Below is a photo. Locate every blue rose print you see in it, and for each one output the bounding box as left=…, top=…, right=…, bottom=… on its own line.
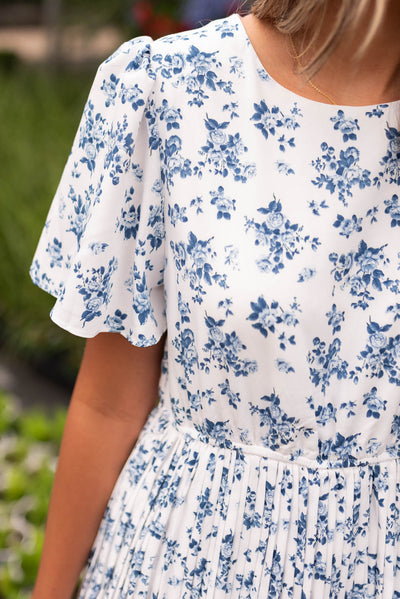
left=312, top=143, right=371, bottom=205
left=330, top=109, right=360, bottom=142
left=245, top=197, right=320, bottom=274
left=28, top=15, right=400, bottom=599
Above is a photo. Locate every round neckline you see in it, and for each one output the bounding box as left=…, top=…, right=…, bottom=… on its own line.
left=232, top=12, right=400, bottom=113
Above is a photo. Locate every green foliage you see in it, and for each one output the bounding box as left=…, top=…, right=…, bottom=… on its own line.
left=62, top=0, right=125, bottom=29
left=19, top=409, right=66, bottom=443
left=0, top=63, right=89, bottom=383
left=0, top=389, right=67, bottom=597
left=0, top=5, right=184, bottom=382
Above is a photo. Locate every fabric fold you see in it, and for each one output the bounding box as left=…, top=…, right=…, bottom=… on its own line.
left=29, top=35, right=167, bottom=347
left=77, top=406, right=400, bottom=598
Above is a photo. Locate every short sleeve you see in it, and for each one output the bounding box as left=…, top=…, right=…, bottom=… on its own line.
left=29, top=36, right=167, bottom=347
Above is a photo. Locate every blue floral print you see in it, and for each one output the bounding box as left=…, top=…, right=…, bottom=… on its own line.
left=29, top=13, right=400, bottom=599
left=124, top=263, right=158, bottom=328
left=78, top=100, right=106, bottom=174
left=247, top=295, right=300, bottom=348
left=325, top=303, right=345, bottom=334
left=249, top=393, right=300, bottom=451
left=245, top=197, right=320, bottom=274
left=308, top=336, right=349, bottom=394
left=312, top=143, right=371, bottom=205
left=362, top=387, right=387, bottom=419
left=170, top=231, right=228, bottom=304
left=159, top=133, right=193, bottom=190
left=200, top=314, right=258, bottom=377
left=333, top=213, right=363, bottom=238
left=116, top=186, right=141, bottom=239
left=330, top=109, right=359, bottom=142
left=196, top=116, right=256, bottom=182
left=46, top=237, right=63, bottom=268
left=168, top=202, right=188, bottom=226
left=297, top=266, right=316, bottom=282
left=152, top=43, right=233, bottom=108
left=251, top=101, right=302, bottom=145
left=384, top=194, right=400, bottom=227
left=209, top=185, right=236, bottom=220
left=172, top=292, right=198, bottom=383
left=365, top=104, right=389, bottom=118
left=374, top=125, right=400, bottom=186
left=350, top=320, right=400, bottom=386
left=329, top=240, right=396, bottom=310
left=306, top=395, right=337, bottom=426
left=76, top=257, right=118, bottom=325
left=65, top=185, right=93, bottom=249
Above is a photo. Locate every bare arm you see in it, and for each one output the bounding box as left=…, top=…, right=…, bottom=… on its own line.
left=31, top=331, right=166, bottom=599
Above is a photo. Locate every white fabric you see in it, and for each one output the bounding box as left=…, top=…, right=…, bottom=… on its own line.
left=30, top=14, right=400, bottom=598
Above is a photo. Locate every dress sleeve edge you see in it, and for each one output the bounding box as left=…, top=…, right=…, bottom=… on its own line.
left=30, top=266, right=168, bottom=348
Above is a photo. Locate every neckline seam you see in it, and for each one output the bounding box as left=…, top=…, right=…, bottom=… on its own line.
left=232, top=12, right=400, bottom=112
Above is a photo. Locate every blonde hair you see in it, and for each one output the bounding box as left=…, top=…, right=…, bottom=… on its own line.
left=250, top=0, right=386, bottom=77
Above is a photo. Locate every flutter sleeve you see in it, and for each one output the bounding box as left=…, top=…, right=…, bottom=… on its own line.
left=29, top=37, right=167, bottom=347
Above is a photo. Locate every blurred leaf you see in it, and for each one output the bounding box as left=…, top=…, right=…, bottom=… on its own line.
left=18, top=412, right=53, bottom=443
left=2, top=436, right=29, bottom=463
left=3, top=466, right=32, bottom=500
left=19, top=540, right=42, bottom=586
left=0, top=392, right=63, bottom=595
left=0, top=390, right=19, bottom=434
left=49, top=408, right=68, bottom=445
left=0, top=64, right=87, bottom=384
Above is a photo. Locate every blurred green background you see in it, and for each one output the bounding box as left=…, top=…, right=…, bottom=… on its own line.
left=0, top=0, right=186, bottom=391
left=0, top=390, right=66, bottom=599
left=0, top=0, right=247, bottom=596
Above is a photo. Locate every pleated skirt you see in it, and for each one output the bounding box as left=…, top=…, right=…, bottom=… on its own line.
left=77, top=404, right=400, bottom=598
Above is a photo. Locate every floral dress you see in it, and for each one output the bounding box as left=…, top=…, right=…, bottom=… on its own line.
left=29, top=13, right=400, bottom=599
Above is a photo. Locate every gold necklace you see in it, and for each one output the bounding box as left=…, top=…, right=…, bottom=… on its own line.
left=289, top=33, right=337, bottom=105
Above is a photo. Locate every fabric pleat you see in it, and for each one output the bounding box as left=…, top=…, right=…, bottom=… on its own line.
left=29, top=11, right=400, bottom=598
left=77, top=406, right=400, bottom=599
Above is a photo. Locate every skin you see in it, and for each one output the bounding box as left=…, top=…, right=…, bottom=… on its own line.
left=31, top=2, right=400, bottom=598
left=31, top=332, right=166, bottom=599
left=240, top=1, right=400, bottom=106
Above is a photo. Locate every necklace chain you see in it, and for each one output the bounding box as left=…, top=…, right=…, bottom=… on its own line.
left=289, top=34, right=337, bottom=106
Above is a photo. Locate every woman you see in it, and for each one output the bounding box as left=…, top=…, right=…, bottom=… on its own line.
left=30, top=1, right=400, bottom=597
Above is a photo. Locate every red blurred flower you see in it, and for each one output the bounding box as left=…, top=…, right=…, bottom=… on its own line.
left=132, top=1, right=154, bottom=28
left=132, top=1, right=184, bottom=38
left=149, top=13, right=181, bottom=38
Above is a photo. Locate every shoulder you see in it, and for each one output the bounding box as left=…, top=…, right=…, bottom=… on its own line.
left=97, top=15, right=243, bottom=85
left=152, top=13, right=241, bottom=54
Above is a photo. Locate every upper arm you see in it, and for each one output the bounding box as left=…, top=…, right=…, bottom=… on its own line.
left=70, top=331, right=167, bottom=425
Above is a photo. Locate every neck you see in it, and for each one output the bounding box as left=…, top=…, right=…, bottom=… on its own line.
left=298, top=1, right=400, bottom=104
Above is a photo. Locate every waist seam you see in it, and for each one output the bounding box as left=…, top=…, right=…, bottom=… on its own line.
left=168, top=415, right=399, bottom=472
